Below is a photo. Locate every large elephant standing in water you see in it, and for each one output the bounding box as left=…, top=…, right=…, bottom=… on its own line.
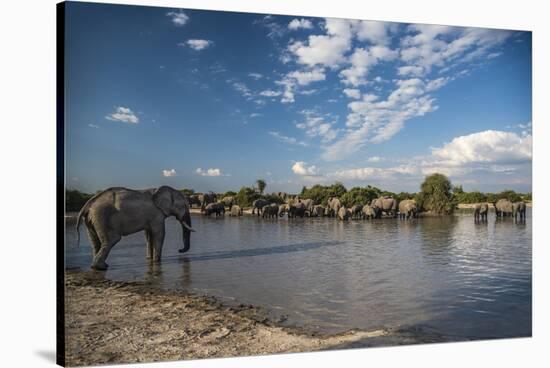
left=198, top=192, right=217, bottom=211
left=327, top=197, right=342, bottom=218
left=494, top=199, right=513, bottom=217
left=474, top=203, right=489, bottom=221
left=76, top=186, right=195, bottom=270
left=371, top=196, right=398, bottom=218
left=252, top=198, right=270, bottom=216
left=513, top=201, right=527, bottom=221
left=398, top=199, right=418, bottom=219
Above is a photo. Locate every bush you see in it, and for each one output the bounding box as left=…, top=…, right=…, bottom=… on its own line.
left=66, top=189, right=93, bottom=212
left=340, top=187, right=381, bottom=207
left=234, top=186, right=260, bottom=208
left=395, top=192, right=415, bottom=202
left=180, top=188, right=195, bottom=197
left=497, top=190, right=522, bottom=203
left=300, top=182, right=349, bottom=205
left=453, top=190, right=487, bottom=204
left=417, top=173, right=456, bottom=214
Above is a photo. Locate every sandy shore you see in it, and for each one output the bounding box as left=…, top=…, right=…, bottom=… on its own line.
left=64, top=271, right=448, bottom=366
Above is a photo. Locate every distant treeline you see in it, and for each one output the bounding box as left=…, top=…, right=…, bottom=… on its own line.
left=65, top=174, right=531, bottom=214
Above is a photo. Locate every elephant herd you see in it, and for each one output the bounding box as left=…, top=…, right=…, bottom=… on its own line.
left=476, top=199, right=527, bottom=222
left=204, top=195, right=420, bottom=221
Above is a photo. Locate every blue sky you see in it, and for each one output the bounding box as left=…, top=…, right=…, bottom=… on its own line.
left=65, top=2, right=532, bottom=194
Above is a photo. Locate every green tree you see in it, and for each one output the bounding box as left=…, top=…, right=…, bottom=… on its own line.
left=256, top=179, right=267, bottom=195
left=65, top=189, right=93, bottom=212
left=235, top=186, right=260, bottom=208
left=340, top=187, right=381, bottom=207
left=417, top=173, right=456, bottom=214
left=179, top=188, right=195, bottom=197
left=497, top=190, right=522, bottom=203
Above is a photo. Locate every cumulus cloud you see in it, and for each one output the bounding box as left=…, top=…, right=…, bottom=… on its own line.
left=275, top=68, right=326, bottom=103
left=339, top=46, right=398, bottom=86
left=166, top=11, right=189, bottom=26
left=269, top=131, right=309, bottom=146
left=288, top=18, right=354, bottom=68
left=367, top=156, right=382, bottom=162
left=105, top=107, right=139, bottom=124
left=288, top=68, right=326, bottom=85
left=431, top=130, right=532, bottom=165
left=292, top=161, right=319, bottom=176
left=196, top=168, right=223, bottom=177
left=288, top=18, right=313, bottom=30
left=162, top=169, right=177, bottom=177
left=181, top=39, right=213, bottom=50
left=88, top=123, right=100, bottom=129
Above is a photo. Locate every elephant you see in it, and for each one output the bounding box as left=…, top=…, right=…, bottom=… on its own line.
left=252, top=198, right=270, bottom=216
left=399, top=199, right=418, bottom=219
left=513, top=201, right=527, bottom=221
left=188, top=194, right=202, bottom=208
left=75, top=186, right=195, bottom=270
left=361, top=204, right=378, bottom=220
left=288, top=201, right=307, bottom=218
left=371, top=196, right=398, bottom=218
left=298, top=198, right=315, bottom=214
left=262, top=203, right=279, bottom=219
left=494, top=199, right=513, bottom=217
left=327, top=197, right=342, bottom=218
left=278, top=203, right=290, bottom=217
left=203, top=202, right=225, bottom=217
left=311, top=204, right=326, bottom=217
left=220, top=196, right=235, bottom=209
left=198, top=192, right=217, bottom=211
left=350, top=204, right=363, bottom=220
left=229, top=204, right=243, bottom=216
left=337, top=206, right=351, bottom=221
left=474, top=203, right=489, bottom=222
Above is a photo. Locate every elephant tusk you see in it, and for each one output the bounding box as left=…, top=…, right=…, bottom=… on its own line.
left=181, top=221, right=196, bottom=232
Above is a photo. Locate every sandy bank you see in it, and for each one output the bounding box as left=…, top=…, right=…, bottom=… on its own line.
left=64, top=271, right=448, bottom=366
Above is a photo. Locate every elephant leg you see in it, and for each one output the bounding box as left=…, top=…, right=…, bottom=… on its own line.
left=85, top=225, right=101, bottom=258
left=145, top=229, right=153, bottom=259
left=92, top=232, right=121, bottom=271
left=151, top=224, right=166, bottom=263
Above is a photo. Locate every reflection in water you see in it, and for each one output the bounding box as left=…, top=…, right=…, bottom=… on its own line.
left=65, top=209, right=531, bottom=339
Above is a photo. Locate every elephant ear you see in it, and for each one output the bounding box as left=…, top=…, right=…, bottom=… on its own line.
left=153, top=186, right=174, bottom=216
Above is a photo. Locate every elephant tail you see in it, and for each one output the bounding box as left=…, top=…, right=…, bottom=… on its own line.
left=75, top=204, right=89, bottom=247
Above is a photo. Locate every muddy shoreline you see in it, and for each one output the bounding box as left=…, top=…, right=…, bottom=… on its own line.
left=64, top=270, right=452, bottom=366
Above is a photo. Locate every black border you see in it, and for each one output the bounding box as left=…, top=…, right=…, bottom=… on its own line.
left=56, top=2, right=66, bottom=366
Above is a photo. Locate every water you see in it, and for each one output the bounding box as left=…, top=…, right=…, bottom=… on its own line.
left=65, top=209, right=531, bottom=339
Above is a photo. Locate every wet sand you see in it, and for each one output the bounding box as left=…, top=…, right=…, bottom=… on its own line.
left=64, top=271, right=448, bottom=366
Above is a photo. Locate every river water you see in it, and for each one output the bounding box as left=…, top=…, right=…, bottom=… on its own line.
left=65, top=209, right=531, bottom=340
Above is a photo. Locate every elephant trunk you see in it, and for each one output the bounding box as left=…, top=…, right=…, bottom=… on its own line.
left=178, top=212, right=194, bottom=253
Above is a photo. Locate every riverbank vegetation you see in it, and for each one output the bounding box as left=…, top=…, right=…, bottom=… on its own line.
left=65, top=173, right=531, bottom=213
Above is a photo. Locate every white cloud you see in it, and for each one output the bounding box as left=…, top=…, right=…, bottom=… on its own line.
left=250, top=113, right=262, bottom=118
left=288, top=18, right=313, bottom=30
left=162, top=169, right=177, bottom=177
left=105, top=107, right=139, bottom=124
left=397, top=65, right=424, bottom=76
left=231, top=81, right=253, bottom=98
left=166, top=11, right=189, bottom=27
left=88, top=123, right=100, bottom=129
left=288, top=68, right=326, bottom=85
left=340, top=46, right=397, bottom=86
left=296, top=110, right=339, bottom=142
left=431, top=130, right=532, bottom=165
left=181, top=39, right=213, bottom=51
left=288, top=18, right=354, bottom=68
left=248, top=72, right=263, bottom=80
left=292, top=161, right=319, bottom=176
left=196, top=168, right=223, bottom=177
left=259, top=90, right=281, bottom=97
left=367, top=156, right=382, bottom=162
left=269, top=131, right=309, bottom=147
left=355, top=20, right=395, bottom=45
left=343, top=88, right=361, bottom=99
